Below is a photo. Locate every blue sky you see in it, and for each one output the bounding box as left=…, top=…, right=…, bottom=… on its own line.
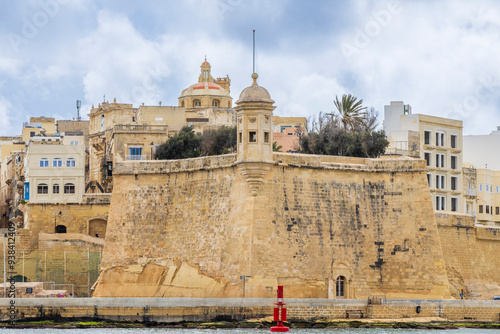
left=1, top=0, right=500, bottom=136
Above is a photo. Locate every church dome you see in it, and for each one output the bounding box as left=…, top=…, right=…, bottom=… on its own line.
left=180, top=81, right=230, bottom=98
left=178, top=58, right=232, bottom=109
left=236, top=73, right=274, bottom=104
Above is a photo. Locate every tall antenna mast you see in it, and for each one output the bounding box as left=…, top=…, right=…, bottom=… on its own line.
left=76, top=100, right=81, bottom=121
left=253, top=29, right=256, bottom=73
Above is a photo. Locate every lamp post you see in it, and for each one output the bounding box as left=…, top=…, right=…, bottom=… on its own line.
left=54, top=211, right=62, bottom=233
left=240, top=275, right=251, bottom=298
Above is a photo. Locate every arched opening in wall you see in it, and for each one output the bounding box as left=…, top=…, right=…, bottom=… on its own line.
left=212, top=99, right=220, bottom=107
left=55, top=225, right=67, bottom=233
left=180, top=101, right=185, bottom=107
left=12, top=275, right=28, bottom=282
left=89, top=218, right=107, bottom=238
left=193, top=99, right=201, bottom=107
left=336, top=276, right=346, bottom=298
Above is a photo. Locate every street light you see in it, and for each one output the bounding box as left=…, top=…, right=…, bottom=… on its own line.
left=240, top=275, right=252, bottom=298
left=54, top=211, right=62, bottom=233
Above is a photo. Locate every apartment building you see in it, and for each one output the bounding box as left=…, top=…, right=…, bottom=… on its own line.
left=384, top=101, right=464, bottom=212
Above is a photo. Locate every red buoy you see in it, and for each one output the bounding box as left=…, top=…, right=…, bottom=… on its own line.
left=270, top=286, right=289, bottom=332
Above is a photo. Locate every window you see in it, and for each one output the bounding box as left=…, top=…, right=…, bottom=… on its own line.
left=30, top=131, right=35, bottom=137
left=497, top=186, right=499, bottom=193
left=53, top=184, right=59, bottom=194
left=451, top=197, right=458, bottom=212
left=451, top=134, right=457, bottom=148
left=70, top=141, right=79, bottom=145
left=496, top=207, right=499, bottom=215
left=101, top=115, right=105, bottom=131
left=436, top=174, right=445, bottom=189
left=436, top=131, right=445, bottom=146
left=249, top=131, right=257, bottom=143
left=128, top=147, right=143, bottom=160
left=486, top=205, right=490, bottom=214
left=212, top=99, right=219, bottom=107
left=451, top=155, right=457, bottom=170
left=427, top=173, right=431, bottom=186
left=491, top=185, right=493, bottom=193
left=239, top=132, right=242, bottom=144
left=53, top=158, right=62, bottom=167
left=336, top=276, right=346, bottom=297
left=435, top=195, right=446, bottom=210
left=264, top=132, right=270, bottom=143
left=486, top=184, right=489, bottom=192
left=39, top=158, right=49, bottom=167
left=479, top=184, right=483, bottom=191
left=451, top=176, right=457, bottom=190
left=193, top=100, right=201, bottom=107
left=424, top=152, right=431, bottom=166
left=66, top=158, right=76, bottom=167
left=479, top=205, right=483, bottom=213
left=424, top=131, right=431, bottom=145
left=436, top=153, right=445, bottom=168
left=64, top=183, right=75, bottom=194
left=37, top=184, right=48, bottom=194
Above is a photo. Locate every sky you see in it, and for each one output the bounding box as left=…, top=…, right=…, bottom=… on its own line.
left=1, top=0, right=500, bottom=136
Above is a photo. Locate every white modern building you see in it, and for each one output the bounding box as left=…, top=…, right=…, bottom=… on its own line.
left=384, top=101, right=464, bottom=213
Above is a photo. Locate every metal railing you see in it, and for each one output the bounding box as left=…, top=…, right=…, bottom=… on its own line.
left=126, top=155, right=145, bottom=161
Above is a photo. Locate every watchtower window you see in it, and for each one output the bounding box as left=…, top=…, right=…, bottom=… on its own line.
left=212, top=99, right=219, bottom=107
left=249, top=131, right=257, bottom=143
left=264, top=132, right=270, bottom=143
left=194, top=100, right=201, bottom=107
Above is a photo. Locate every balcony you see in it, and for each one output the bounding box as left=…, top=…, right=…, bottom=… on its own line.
left=126, top=155, right=145, bottom=161
left=467, top=210, right=477, bottom=217
left=113, top=124, right=168, bottom=134
left=466, top=188, right=477, bottom=197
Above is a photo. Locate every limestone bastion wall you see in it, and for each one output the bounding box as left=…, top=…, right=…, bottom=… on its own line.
left=436, top=212, right=500, bottom=299
left=93, top=153, right=452, bottom=299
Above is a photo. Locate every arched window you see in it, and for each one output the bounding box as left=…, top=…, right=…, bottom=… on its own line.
left=336, top=276, right=346, bottom=297
left=212, top=99, right=219, bottom=107
left=180, top=101, right=185, bottom=107
left=64, top=183, right=75, bottom=194
left=193, top=100, right=201, bottom=107
left=55, top=225, right=67, bottom=233
left=66, top=158, right=76, bottom=167
left=52, top=158, right=62, bottom=167
left=37, top=183, right=48, bottom=194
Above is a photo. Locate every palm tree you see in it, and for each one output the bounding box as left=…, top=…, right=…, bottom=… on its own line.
left=334, top=94, right=367, bottom=156
left=334, top=94, right=367, bottom=134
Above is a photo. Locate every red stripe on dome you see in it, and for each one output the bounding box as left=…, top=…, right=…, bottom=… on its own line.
left=207, top=83, right=220, bottom=90
left=193, top=83, right=206, bottom=90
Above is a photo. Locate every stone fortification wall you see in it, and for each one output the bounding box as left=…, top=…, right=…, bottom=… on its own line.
left=95, top=153, right=451, bottom=299
left=436, top=212, right=500, bottom=299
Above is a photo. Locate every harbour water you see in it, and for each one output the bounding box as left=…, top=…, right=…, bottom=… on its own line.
left=0, top=329, right=498, bottom=333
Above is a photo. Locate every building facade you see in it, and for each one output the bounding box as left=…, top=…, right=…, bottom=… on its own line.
left=384, top=101, right=464, bottom=212
left=24, top=136, right=85, bottom=204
